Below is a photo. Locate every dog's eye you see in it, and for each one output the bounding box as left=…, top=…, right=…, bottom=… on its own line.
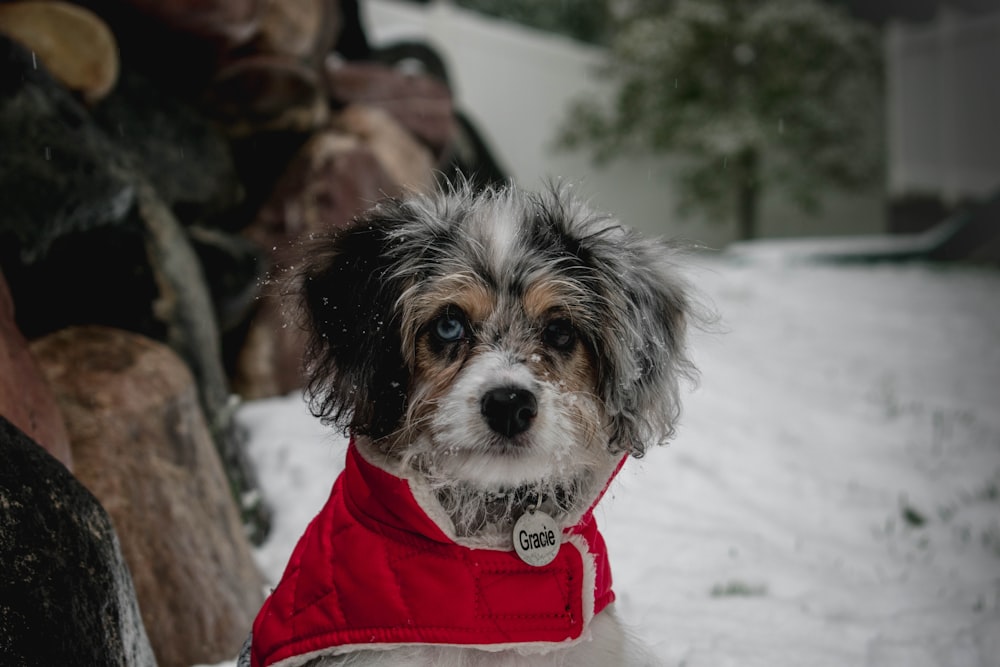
left=432, top=314, right=466, bottom=343
left=542, top=319, right=576, bottom=351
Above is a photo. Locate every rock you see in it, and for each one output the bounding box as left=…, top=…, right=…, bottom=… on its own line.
left=230, top=294, right=311, bottom=400
left=370, top=40, right=452, bottom=88
left=234, top=129, right=397, bottom=399
left=334, top=104, right=437, bottom=195
left=132, top=177, right=272, bottom=544
left=0, top=33, right=228, bottom=409
left=1, top=172, right=236, bottom=454
left=361, top=40, right=509, bottom=190
left=0, top=415, right=157, bottom=667
left=248, top=128, right=396, bottom=247
left=5, top=193, right=271, bottom=541
left=0, top=269, right=71, bottom=469
left=2, top=211, right=166, bottom=342
left=32, top=326, right=266, bottom=667
left=133, top=176, right=231, bottom=417
left=78, top=0, right=252, bottom=97
left=92, top=67, right=243, bottom=225
left=0, top=33, right=134, bottom=264
left=0, top=1, right=119, bottom=103
left=205, top=54, right=329, bottom=136
left=0, top=15, right=269, bottom=540
left=333, top=0, right=372, bottom=60
left=324, top=59, right=457, bottom=156
left=226, top=129, right=312, bottom=232
left=112, top=0, right=260, bottom=47
left=252, top=0, right=340, bottom=66
left=0, top=42, right=267, bottom=532
left=188, top=225, right=267, bottom=333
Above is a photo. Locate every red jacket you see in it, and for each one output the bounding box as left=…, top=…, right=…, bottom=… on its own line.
left=247, top=441, right=621, bottom=666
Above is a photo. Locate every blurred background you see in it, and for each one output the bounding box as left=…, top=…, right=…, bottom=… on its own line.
left=1, top=1, right=999, bottom=666
left=361, top=0, right=1000, bottom=250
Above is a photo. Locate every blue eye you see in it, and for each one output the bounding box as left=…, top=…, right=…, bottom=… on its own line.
left=542, top=319, right=576, bottom=351
left=433, top=314, right=466, bottom=342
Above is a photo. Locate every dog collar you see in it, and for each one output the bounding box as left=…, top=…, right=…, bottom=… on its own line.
left=245, top=439, right=622, bottom=667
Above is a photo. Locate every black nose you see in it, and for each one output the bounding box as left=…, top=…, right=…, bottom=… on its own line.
left=480, top=386, right=538, bottom=437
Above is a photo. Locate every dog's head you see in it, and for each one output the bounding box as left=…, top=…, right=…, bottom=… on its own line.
left=295, top=184, right=695, bottom=533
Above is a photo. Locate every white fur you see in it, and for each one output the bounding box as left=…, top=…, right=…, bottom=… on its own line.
left=413, top=351, right=604, bottom=488
left=298, top=607, right=661, bottom=667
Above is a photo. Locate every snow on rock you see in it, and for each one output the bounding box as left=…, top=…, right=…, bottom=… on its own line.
left=234, top=254, right=1000, bottom=667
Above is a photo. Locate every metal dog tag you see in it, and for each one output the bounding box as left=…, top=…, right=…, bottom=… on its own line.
left=512, top=507, right=560, bottom=567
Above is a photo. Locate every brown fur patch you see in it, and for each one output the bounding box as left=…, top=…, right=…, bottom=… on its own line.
left=522, top=279, right=598, bottom=395
left=405, top=341, right=466, bottom=436
left=399, top=274, right=494, bottom=366
left=523, top=280, right=585, bottom=321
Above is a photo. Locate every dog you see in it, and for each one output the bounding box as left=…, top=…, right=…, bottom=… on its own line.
left=239, top=182, right=696, bottom=667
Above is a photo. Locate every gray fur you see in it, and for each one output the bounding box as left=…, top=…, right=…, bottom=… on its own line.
left=295, top=181, right=697, bottom=457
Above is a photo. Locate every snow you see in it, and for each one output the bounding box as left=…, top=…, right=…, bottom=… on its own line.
left=229, top=249, right=1000, bottom=666
left=724, top=215, right=971, bottom=264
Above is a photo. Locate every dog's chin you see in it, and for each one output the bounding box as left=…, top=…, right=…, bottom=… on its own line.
left=429, top=438, right=566, bottom=488
left=393, top=430, right=618, bottom=542
left=406, top=421, right=609, bottom=490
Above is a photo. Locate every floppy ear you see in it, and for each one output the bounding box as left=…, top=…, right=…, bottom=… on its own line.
left=577, top=227, right=696, bottom=457
left=295, top=211, right=410, bottom=439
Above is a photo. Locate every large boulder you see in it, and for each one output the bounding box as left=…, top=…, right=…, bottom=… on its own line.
left=324, top=59, right=457, bottom=157
left=230, top=292, right=311, bottom=400
left=0, top=41, right=160, bottom=340
left=247, top=127, right=396, bottom=246
left=0, top=415, right=156, bottom=667
left=333, top=104, right=437, bottom=195
left=105, top=0, right=261, bottom=47
left=33, top=326, right=265, bottom=667
left=0, top=33, right=134, bottom=265
left=92, top=66, right=244, bottom=225
left=132, top=177, right=272, bottom=544
left=0, top=37, right=268, bottom=536
left=251, top=0, right=340, bottom=66
left=0, top=1, right=119, bottom=103
left=0, top=269, right=71, bottom=468
left=205, top=54, right=329, bottom=137
left=233, top=128, right=396, bottom=399
left=188, top=225, right=267, bottom=334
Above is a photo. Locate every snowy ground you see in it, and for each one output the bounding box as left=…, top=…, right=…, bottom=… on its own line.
left=233, top=249, right=1000, bottom=667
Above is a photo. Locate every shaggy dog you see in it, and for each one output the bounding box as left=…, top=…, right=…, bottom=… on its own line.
left=240, top=183, right=696, bottom=667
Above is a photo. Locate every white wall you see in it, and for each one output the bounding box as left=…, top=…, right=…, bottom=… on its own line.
left=363, top=0, right=886, bottom=245
left=887, top=9, right=1000, bottom=202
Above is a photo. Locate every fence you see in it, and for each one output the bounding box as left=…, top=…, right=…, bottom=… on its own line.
left=887, top=9, right=1000, bottom=202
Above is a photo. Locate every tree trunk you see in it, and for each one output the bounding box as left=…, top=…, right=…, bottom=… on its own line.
left=736, top=148, right=759, bottom=241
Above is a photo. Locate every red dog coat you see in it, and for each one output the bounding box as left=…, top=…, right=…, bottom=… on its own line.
left=247, top=441, right=621, bottom=666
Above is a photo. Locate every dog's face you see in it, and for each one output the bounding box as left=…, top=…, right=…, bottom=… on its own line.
left=296, top=185, right=694, bottom=533
left=401, top=264, right=605, bottom=489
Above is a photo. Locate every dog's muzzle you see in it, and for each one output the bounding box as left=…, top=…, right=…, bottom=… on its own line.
left=480, top=386, right=537, bottom=437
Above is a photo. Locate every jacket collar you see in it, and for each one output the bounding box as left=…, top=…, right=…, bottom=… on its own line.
left=348, top=436, right=626, bottom=548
